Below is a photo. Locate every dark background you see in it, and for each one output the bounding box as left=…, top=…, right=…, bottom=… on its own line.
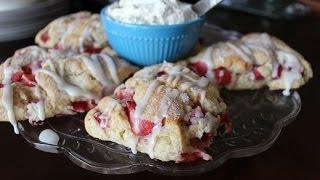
left=0, top=0, right=319, bottom=179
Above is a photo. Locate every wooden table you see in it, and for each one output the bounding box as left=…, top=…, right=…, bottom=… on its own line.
left=0, top=8, right=319, bottom=180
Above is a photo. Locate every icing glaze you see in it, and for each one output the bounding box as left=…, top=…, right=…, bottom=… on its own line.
left=100, top=54, right=120, bottom=84
left=2, top=67, right=19, bottom=134
left=39, top=129, right=60, bottom=145
left=37, top=69, right=96, bottom=101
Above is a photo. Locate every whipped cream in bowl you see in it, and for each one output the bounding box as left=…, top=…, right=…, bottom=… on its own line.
left=107, top=0, right=199, bottom=25
left=100, top=0, right=204, bottom=66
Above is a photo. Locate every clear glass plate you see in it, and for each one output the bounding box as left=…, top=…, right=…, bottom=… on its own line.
left=17, top=25, right=301, bottom=175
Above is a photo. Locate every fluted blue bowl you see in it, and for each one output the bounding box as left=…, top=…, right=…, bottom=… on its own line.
left=100, top=6, right=204, bottom=66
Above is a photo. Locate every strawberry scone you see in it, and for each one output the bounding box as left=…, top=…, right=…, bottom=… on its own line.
left=85, top=63, right=230, bottom=162
left=35, top=11, right=109, bottom=54
left=186, top=33, right=313, bottom=95
left=0, top=46, right=139, bottom=134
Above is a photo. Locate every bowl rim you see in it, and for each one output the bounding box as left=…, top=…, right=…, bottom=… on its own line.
left=100, top=6, right=205, bottom=29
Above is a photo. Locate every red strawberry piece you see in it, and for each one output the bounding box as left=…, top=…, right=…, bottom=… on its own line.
left=83, top=44, right=103, bottom=54
left=220, top=113, right=233, bottom=134
left=138, top=120, right=154, bottom=136
left=124, top=101, right=154, bottom=136
left=21, top=65, right=33, bottom=74
left=0, top=84, right=3, bottom=88
left=180, top=152, right=201, bottom=162
left=278, top=65, right=283, bottom=78
left=253, top=67, right=264, bottom=80
left=213, top=67, right=232, bottom=86
left=40, top=31, right=50, bottom=43
left=115, top=88, right=134, bottom=102
left=156, top=71, right=167, bottom=77
left=71, top=101, right=97, bottom=113
left=11, top=71, right=23, bottom=82
left=54, top=43, right=61, bottom=50
left=189, top=61, right=208, bottom=77
left=93, top=112, right=109, bottom=128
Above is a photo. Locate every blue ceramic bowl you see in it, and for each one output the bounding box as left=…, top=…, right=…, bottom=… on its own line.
left=100, top=6, right=204, bottom=66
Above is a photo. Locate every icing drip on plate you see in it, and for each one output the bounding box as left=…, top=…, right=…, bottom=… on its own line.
left=39, top=129, right=60, bottom=145
left=2, top=67, right=19, bottom=134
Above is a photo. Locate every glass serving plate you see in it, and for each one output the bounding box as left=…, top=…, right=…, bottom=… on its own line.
left=18, top=24, right=301, bottom=175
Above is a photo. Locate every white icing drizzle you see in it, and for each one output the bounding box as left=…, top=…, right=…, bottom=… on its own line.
left=226, top=42, right=252, bottom=63
left=39, top=129, right=60, bottom=145
left=276, top=50, right=303, bottom=96
left=247, top=44, right=274, bottom=62
left=37, top=69, right=95, bottom=100
left=99, top=54, right=120, bottom=84
left=201, top=46, right=216, bottom=78
left=128, top=136, right=139, bottom=154
left=33, top=68, right=45, bottom=123
left=27, top=102, right=45, bottom=123
left=261, top=33, right=274, bottom=48
left=144, top=125, right=162, bottom=159
left=27, top=83, right=45, bottom=124
left=79, top=19, right=94, bottom=52
left=60, top=21, right=78, bottom=48
left=81, top=55, right=113, bottom=87
left=202, top=46, right=215, bottom=69
left=134, top=80, right=160, bottom=121
left=200, top=90, right=206, bottom=106
left=272, top=62, right=280, bottom=79
left=163, top=64, right=209, bottom=91
left=2, top=67, right=19, bottom=134
left=277, top=51, right=302, bottom=71
left=282, top=70, right=301, bottom=96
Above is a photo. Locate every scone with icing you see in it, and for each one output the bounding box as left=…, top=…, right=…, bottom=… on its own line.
left=35, top=11, right=109, bottom=54
left=186, top=33, right=313, bottom=95
left=0, top=46, right=139, bottom=134
left=84, top=63, right=230, bottom=162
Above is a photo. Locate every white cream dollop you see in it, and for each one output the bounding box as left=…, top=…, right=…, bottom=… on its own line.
left=107, top=0, right=199, bottom=25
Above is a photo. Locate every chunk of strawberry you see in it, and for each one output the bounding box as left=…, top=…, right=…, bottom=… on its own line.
left=253, top=67, right=264, bottom=80
left=11, top=65, right=37, bottom=86
left=11, top=71, right=23, bottom=82
left=156, top=71, right=167, bottom=77
left=115, top=88, right=134, bottom=102
left=83, top=44, right=103, bottom=54
left=54, top=43, right=61, bottom=50
left=93, top=112, right=109, bottom=128
left=213, top=67, right=232, bottom=86
left=0, top=84, right=3, bottom=88
left=277, top=65, right=283, bottom=78
left=71, top=100, right=97, bottom=113
left=124, top=101, right=154, bottom=136
left=21, top=65, right=33, bottom=74
left=40, top=31, right=50, bottom=43
left=219, top=113, right=233, bottom=134
left=189, top=61, right=208, bottom=77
